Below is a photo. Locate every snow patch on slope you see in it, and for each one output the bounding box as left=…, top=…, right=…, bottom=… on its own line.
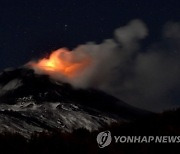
left=0, top=98, right=120, bottom=138
left=0, top=79, right=23, bottom=96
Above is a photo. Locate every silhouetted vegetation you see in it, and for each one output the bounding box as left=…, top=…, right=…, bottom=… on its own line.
left=1, top=108, right=180, bottom=154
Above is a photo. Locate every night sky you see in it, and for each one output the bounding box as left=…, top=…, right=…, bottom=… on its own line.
left=0, top=0, right=180, bottom=111
left=0, top=0, right=179, bottom=70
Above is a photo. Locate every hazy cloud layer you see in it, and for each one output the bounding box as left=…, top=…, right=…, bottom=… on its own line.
left=30, top=19, right=180, bottom=112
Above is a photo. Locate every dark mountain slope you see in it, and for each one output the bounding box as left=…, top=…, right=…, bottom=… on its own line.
left=0, top=67, right=151, bottom=137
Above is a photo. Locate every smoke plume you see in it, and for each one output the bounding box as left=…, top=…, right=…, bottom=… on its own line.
left=29, top=19, right=180, bottom=112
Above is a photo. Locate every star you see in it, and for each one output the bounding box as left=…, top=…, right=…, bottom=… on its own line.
left=64, top=24, right=68, bottom=31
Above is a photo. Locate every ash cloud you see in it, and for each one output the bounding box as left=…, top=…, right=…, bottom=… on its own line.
left=30, top=19, right=180, bottom=112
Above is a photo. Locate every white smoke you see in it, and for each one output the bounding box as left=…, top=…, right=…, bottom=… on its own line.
left=66, top=19, right=148, bottom=88
left=30, top=19, right=180, bottom=112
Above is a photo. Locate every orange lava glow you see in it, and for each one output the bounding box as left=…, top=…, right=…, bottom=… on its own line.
left=33, top=48, right=91, bottom=78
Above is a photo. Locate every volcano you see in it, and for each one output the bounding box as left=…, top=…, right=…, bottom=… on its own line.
left=0, top=67, right=150, bottom=138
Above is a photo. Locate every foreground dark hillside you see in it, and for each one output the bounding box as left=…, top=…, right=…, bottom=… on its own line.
left=0, top=108, right=180, bottom=154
